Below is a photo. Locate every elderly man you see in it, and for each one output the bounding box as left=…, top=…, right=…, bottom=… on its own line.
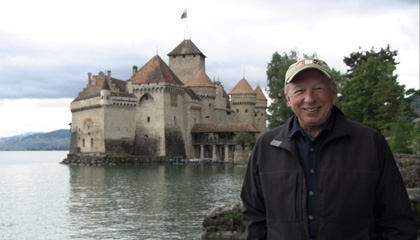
left=240, top=59, right=417, bottom=239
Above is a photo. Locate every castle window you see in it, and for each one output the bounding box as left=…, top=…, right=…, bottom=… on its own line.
left=171, top=93, right=177, bottom=107
left=236, top=109, right=239, bottom=113
left=261, top=113, right=264, bottom=116
left=173, top=56, right=176, bottom=59
left=183, top=55, right=186, bottom=58
left=174, top=116, right=177, bottom=125
left=91, top=138, right=94, bottom=147
left=147, top=117, right=150, bottom=122
left=83, top=138, right=85, bottom=147
left=193, top=54, right=196, bottom=57
left=245, top=109, right=248, bottom=113
left=255, top=113, right=257, bottom=117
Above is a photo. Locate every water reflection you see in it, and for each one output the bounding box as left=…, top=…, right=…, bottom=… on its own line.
left=67, top=164, right=246, bottom=239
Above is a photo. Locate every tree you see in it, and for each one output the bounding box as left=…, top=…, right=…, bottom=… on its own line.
left=340, top=45, right=417, bottom=138
left=266, top=50, right=320, bottom=128
left=233, top=132, right=255, bottom=149
left=388, top=108, right=414, bottom=153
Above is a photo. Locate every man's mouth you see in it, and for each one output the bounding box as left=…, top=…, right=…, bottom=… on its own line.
left=304, top=107, right=320, bottom=112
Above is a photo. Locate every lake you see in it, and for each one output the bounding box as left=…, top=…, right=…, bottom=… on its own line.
left=0, top=151, right=246, bottom=240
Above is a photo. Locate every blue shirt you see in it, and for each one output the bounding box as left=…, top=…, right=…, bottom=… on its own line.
left=287, top=110, right=336, bottom=239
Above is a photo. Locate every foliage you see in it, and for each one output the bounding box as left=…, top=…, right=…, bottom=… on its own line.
left=340, top=46, right=417, bottom=138
left=411, top=120, right=419, bottom=154
left=233, top=132, right=255, bottom=149
left=388, top=112, right=414, bottom=153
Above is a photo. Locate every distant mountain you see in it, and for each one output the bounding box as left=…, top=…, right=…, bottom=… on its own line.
left=0, top=129, right=70, bottom=151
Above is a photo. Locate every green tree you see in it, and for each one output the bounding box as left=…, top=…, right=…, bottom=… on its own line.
left=233, top=132, right=255, bottom=149
left=340, top=46, right=417, bottom=138
left=411, top=120, right=419, bottom=154
left=388, top=108, right=414, bottom=153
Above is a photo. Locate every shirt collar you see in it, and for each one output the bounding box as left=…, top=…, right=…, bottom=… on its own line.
left=287, top=107, right=336, bottom=139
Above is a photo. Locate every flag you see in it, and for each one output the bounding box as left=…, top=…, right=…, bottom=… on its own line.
left=181, top=8, right=187, bottom=19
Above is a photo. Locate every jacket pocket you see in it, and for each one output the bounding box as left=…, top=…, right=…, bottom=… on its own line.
left=259, top=171, right=301, bottom=221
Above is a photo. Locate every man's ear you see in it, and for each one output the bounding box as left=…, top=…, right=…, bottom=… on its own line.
left=285, top=92, right=291, bottom=106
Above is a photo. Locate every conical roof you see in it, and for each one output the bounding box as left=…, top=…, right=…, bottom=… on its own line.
left=167, top=39, right=206, bottom=58
left=228, top=78, right=256, bottom=95
left=185, top=69, right=215, bottom=87
left=130, top=55, right=184, bottom=85
left=254, top=85, right=267, bottom=100
left=101, top=78, right=110, bottom=90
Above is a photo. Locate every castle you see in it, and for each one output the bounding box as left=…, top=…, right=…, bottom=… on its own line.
left=68, top=39, right=267, bottom=163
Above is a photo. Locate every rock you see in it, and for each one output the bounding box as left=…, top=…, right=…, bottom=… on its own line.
left=202, top=202, right=245, bottom=239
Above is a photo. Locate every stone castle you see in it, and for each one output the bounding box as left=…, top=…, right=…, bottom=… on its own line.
left=68, top=39, right=267, bottom=163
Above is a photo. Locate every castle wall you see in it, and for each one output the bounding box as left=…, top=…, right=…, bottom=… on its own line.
left=214, top=82, right=228, bottom=109
left=162, top=86, right=187, bottom=158
left=254, top=99, right=268, bottom=138
left=70, top=97, right=105, bottom=153
left=231, top=94, right=256, bottom=125
left=135, top=92, right=165, bottom=156
left=103, top=105, right=136, bottom=154
left=213, top=108, right=235, bottom=124
left=169, top=54, right=205, bottom=84
left=189, top=87, right=216, bottom=124
left=184, top=95, right=202, bottom=159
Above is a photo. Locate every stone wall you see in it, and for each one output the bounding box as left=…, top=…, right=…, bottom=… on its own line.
left=233, top=146, right=251, bottom=165
left=61, top=153, right=169, bottom=166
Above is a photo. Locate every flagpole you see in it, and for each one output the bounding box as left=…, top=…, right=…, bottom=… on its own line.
left=181, top=8, right=188, bottom=40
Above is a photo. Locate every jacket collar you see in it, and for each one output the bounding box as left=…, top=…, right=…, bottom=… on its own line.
left=270, top=106, right=351, bottom=150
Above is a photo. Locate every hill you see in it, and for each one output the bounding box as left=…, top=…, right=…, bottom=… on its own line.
left=0, top=129, right=70, bottom=151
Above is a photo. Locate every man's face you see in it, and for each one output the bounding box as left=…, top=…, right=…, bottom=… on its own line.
left=285, top=69, right=337, bottom=136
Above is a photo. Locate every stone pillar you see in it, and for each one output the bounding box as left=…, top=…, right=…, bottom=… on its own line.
left=200, top=144, right=204, bottom=160
left=212, top=145, right=217, bottom=162
left=224, top=145, right=229, bottom=162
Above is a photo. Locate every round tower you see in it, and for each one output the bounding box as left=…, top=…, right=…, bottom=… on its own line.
left=228, top=78, right=256, bottom=125
left=100, top=78, right=111, bottom=106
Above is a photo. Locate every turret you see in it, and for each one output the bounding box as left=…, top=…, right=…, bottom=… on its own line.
left=100, top=78, right=111, bottom=106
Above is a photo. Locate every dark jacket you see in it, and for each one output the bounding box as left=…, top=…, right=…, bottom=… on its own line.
left=240, top=108, right=417, bottom=240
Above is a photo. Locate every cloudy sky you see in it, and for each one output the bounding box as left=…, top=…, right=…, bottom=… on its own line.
left=0, top=0, right=418, bottom=137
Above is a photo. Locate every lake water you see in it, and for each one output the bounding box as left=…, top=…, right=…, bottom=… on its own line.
left=0, top=151, right=246, bottom=240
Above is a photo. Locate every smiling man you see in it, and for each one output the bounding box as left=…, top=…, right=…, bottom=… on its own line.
left=240, top=59, right=417, bottom=240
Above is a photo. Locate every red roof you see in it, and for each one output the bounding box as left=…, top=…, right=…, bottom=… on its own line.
left=130, top=55, right=184, bottom=85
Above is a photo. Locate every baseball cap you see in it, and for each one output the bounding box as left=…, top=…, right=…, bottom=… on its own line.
left=285, top=59, right=333, bottom=85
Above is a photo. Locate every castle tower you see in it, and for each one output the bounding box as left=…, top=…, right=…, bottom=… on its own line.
left=254, top=85, right=268, bottom=137
left=228, top=78, right=257, bottom=125
left=100, top=78, right=111, bottom=106
left=184, top=69, right=216, bottom=124
left=129, top=55, right=186, bottom=158
left=167, top=39, right=206, bottom=84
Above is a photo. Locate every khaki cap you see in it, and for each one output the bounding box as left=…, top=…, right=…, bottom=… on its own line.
left=285, top=59, right=333, bottom=85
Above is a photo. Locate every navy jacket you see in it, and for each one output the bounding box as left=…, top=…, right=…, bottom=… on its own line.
left=240, top=107, right=417, bottom=240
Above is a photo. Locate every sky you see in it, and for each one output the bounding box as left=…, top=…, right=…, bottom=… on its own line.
left=0, top=0, right=418, bottom=137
